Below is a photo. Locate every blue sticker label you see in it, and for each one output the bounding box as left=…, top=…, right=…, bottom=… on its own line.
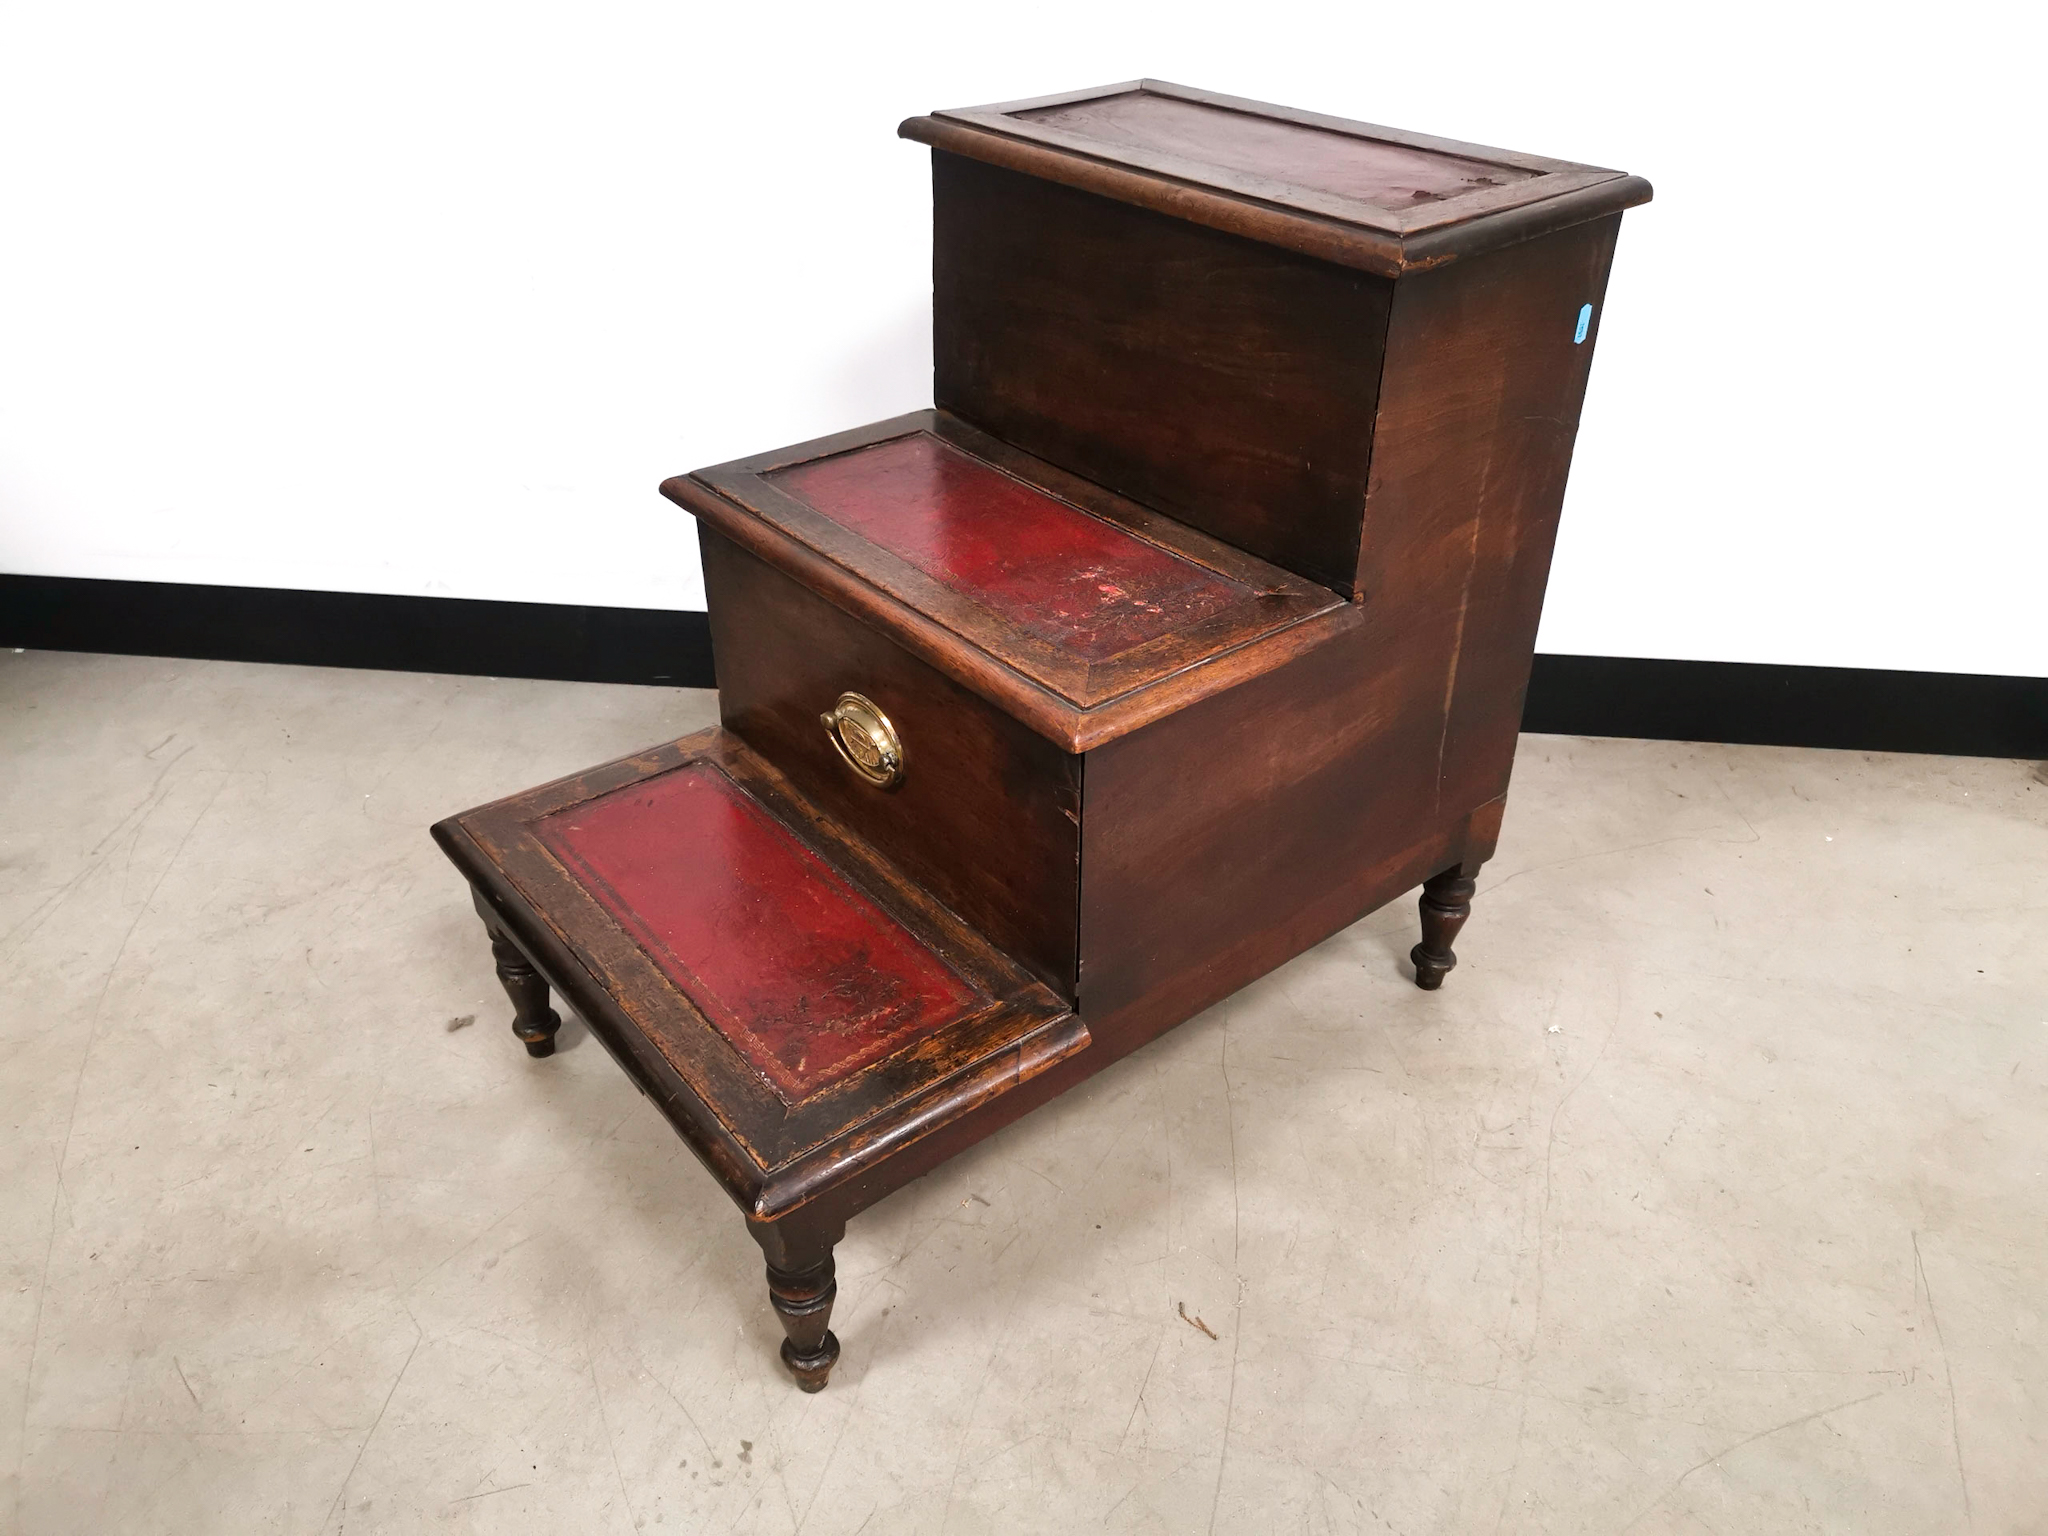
left=1574, top=303, right=1592, bottom=344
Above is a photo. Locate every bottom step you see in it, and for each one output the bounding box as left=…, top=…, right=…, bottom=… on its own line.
left=433, top=729, right=1086, bottom=1218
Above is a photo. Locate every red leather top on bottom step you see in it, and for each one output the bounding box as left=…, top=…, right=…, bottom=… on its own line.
left=536, top=762, right=982, bottom=1102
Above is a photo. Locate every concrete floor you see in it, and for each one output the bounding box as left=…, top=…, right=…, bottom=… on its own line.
left=1, top=650, right=2043, bottom=1535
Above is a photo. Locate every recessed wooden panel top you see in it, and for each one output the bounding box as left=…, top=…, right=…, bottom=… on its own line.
left=768, top=433, right=1249, bottom=663
left=536, top=760, right=981, bottom=1103
left=1015, top=90, right=1536, bottom=211
left=902, top=80, right=1650, bottom=276
left=675, top=410, right=1347, bottom=721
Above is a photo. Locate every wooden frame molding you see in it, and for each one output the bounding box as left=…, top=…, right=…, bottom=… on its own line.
left=902, top=79, right=1652, bottom=276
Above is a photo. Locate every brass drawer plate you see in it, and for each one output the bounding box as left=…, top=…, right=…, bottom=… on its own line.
left=821, top=692, right=905, bottom=789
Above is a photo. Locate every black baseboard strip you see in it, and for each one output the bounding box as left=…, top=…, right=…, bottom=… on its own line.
left=2, top=574, right=714, bottom=689
left=1524, top=654, right=2046, bottom=760
left=5, top=576, right=2042, bottom=758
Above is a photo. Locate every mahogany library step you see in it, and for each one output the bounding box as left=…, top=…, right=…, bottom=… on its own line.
left=432, top=77, right=1646, bottom=1391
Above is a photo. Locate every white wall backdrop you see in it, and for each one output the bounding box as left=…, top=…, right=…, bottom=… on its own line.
left=1, top=1, right=2041, bottom=676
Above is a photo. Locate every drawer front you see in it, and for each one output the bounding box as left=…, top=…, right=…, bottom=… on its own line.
left=702, top=528, right=1081, bottom=998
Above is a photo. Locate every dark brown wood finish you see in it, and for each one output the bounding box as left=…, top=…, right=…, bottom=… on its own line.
left=1411, top=864, right=1480, bottom=990
left=749, top=1208, right=847, bottom=1391
left=677, top=409, right=1344, bottom=706
left=434, top=81, right=1646, bottom=1388
left=702, top=528, right=1083, bottom=997
left=932, top=156, right=1392, bottom=592
left=1075, top=221, right=1624, bottom=1019
left=1407, top=217, right=1624, bottom=814
left=669, top=456, right=1361, bottom=753
left=764, top=1255, right=840, bottom=1392
left=903, top=79, right=1651, bottom=278
left=721, top=809, right=1489, bottom=1243
left=434, top=730, right=1087, bottom=1218
left=1075, top=613, right=1458, bottom=1027
left=1010, top=89, right=1543, bottom=210
left=486, top=924, right=562, bottom=1057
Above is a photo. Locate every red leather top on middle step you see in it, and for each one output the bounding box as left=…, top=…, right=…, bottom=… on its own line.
left=769, top=432, right=1249, bottom=661
left=537, top=761, right=983, bottom=1103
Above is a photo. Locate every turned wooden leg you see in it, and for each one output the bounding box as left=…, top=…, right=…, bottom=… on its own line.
left=1411, top=863, right=1479, bottom=991
left=751, top=1215, right=846, bottom=1391
left=487, top=926, right=561, bottom=1057
left=766, top=1257, right=840, bottom=1392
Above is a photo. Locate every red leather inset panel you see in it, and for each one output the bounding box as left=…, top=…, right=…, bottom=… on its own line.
left=769, top=433, right=1248, bottom=661
left=537, top=763, right=982, bottom=1102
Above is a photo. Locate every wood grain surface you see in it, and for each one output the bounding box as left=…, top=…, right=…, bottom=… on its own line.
left=703, top=529, right=1084, bottom=997
left=433, top=729, right=1087, bottom=1219
left=933, top=155, right=1390, bottom=594
left=904, top=79, right=1650, bottom=277
left=1014, top=89, right=1538, bottom=210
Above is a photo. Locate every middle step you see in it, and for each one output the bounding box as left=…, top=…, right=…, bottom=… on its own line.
left=663, top=409, right=1359, bottom=1002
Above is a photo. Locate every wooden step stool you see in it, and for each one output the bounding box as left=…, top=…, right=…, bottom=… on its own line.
left=432, top=80, right=1650, bottom=1390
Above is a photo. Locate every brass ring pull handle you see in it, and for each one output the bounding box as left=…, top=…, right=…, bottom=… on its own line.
left=819, top=692, right=905, bottom=789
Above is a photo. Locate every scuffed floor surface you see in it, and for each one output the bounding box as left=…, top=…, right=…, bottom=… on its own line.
left=2, top=649, right=2044, bottom=1535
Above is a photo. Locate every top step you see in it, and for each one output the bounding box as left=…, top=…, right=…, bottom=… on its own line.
left=902, top=79, right=1651, bottom=277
